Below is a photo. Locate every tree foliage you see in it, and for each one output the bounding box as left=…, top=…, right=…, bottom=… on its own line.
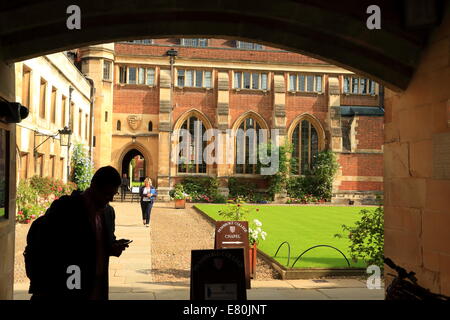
left=71, top=143, right=93, bottom=191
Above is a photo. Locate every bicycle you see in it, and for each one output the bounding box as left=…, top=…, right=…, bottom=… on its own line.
left=384, top=257, right=450, bottom=301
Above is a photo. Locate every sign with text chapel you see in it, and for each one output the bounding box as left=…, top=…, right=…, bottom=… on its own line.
left=214, top=221, right=250, bottom=289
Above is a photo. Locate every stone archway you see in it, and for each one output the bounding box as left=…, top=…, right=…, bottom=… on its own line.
left=121, top=149, right=145, bottom=184
left=117, top=142, right=154, bottom=186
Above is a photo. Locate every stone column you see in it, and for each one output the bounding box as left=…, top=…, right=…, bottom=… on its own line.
left=0, top=60, right=17, bottom=299
left=216, top=71, right=230, bottom=196
left=327, top=76, right=343, bottom=203
left=272, top=73, right=287, bottom=203
left=79, top=44, right=114, bottom=169
left=157, top=68, right=172, bottom=201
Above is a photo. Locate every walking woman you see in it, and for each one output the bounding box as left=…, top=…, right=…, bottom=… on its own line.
left=139, top=177, right=157, bottom=227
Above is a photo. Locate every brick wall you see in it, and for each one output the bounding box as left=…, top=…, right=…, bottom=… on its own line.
left=285, top=94, right=328, bottom=127
left=115, top=42, right=327, bottom=65
left=113, top=85, right=159, bottom=114
left=229, top=91, right=273, bottom=126
left=341, top=94, right=379, bottom=106
left=356, top=116, right=384, bottom=150
left=173, top=88, right=217, bottom=126
left=338, top=153, right=383, bottom=177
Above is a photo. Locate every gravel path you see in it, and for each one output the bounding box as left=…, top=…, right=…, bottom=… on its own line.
left=150, top=204, right=279, bottom=283
left=14, top=202, right=279, bottom=286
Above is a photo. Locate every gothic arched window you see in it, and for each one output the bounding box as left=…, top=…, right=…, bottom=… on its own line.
left=235, top=115, right=265, bottom=174
left=177, top=116, right=207, bottom=174
left=291, top=119, right=321, bottom=175
left=117, top=120, right=121, bottom=131
left=148, top=121, right=153, bottom=131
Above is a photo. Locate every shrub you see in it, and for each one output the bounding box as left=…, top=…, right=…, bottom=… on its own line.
left=228, top=177, right=257, bottom=201
left=29, top=175, right=53, bottom=198
left=211, top=192, right=227, bottom=204
left=170, top=184, right=188, bottom=200
left=335, top=206, right=384, bottom=267
left=180, top=176, right=218, bottom=200
left=17, top=179, right=38, bottom=211
left=71, top=143, right=94, bottom=191
left=287, top=150, right=339, bottom=201
left=265, top=143, right=292, bottom=199
left=307, top=150, right=339, bottom=201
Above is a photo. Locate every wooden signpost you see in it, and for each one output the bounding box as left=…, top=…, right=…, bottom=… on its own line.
left=190, top=248, right=247, bottom=300
left=214, top=221, right=251, bottom=289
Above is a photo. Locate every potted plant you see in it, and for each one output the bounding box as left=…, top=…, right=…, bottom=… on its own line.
left=171, top=184, right=188, bottom=209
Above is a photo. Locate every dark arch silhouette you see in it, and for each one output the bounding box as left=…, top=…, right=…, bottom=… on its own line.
left=0, top=1, right=444, bottom=90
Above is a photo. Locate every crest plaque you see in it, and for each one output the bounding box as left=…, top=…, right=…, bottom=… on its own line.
left=127, top=115, right=142, bottom=130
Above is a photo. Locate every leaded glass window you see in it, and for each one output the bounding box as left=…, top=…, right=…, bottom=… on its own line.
left=178, top=116, right=207, bottom=174
left=291, top=119, right=320, bottom=174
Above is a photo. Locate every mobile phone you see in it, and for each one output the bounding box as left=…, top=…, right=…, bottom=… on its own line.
left=120, top=239, right=133, bottom=245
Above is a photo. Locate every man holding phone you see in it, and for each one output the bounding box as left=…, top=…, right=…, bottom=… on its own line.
left=25, top=166, right=132, bottom=300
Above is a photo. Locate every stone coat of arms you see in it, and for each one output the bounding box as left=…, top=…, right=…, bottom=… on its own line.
left=127, top=115, right=142, bottom=131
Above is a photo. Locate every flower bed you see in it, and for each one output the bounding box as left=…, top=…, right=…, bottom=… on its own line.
left=16, top=176, right=77, bottom=224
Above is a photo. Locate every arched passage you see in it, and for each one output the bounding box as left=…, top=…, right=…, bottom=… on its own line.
left=117, top=142, right=153, bottom=185
left=1, top=0, right=443, bottom=90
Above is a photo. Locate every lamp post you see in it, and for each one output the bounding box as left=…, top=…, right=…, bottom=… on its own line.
left=33, top=126, right=72, bottom=180
left=59, top=126, right=72, bottom=182
left=166, top=49, right=178, bottom=194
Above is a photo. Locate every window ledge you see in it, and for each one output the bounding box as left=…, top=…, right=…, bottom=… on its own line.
left=175, top=86, right=213, bottom=90
left=233, top=88, right=270, bottom=93
left=233, top=174, right=264, bottom=178
left=343, top=93, right=378, bottom=97
left=287, top=90, right=323, bottom=95
left=118, top=83, right=156, bottom=88
left=102, top=79, right=113, bottom=83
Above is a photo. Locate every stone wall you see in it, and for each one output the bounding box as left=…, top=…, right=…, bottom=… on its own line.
left=384, top=6, right=450, bottom=296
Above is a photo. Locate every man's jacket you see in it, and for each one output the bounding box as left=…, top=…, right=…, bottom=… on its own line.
left=26, top=190, right=116, bottom=300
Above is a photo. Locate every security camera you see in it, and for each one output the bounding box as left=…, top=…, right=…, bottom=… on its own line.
left=0, top=101, right=29, bottom=123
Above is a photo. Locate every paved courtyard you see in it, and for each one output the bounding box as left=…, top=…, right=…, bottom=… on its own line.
left=13, top=202, right=384, bottom=300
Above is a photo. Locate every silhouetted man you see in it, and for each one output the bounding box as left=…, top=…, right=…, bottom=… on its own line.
left=121, top=173, right=129, bottom=202
left=25, top=166, right=130, bottom=300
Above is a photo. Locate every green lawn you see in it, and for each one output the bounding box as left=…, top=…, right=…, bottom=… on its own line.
left=195, top=204, right=370, bottom=269
left=0, top=208, right=4, bottom=218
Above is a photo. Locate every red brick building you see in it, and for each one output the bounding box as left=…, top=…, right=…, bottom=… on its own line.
left=80, top=39, right=384, bottom=203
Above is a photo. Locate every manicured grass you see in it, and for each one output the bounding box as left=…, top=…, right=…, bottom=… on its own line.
left=0, top=208, right=4, bottom=218
left=195, top=204, right=371, bottom=269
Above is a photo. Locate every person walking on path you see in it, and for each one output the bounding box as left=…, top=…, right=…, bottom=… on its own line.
left=139, top=177, right=157, bottom=227
left=120, top=173, right=130, bottom=202
left=24, top=166, right=131, bottom=300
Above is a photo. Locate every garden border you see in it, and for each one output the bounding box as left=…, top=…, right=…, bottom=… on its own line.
left=192, top=204, right=367, bottom=279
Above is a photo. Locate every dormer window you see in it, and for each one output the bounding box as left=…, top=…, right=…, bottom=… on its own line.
left=180, top=38, right=208, bottom=47
left=236, top=41, right=263, bottom=50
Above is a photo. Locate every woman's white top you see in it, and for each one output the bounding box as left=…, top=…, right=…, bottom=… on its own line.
left=142, top=187, right=152, bottom=201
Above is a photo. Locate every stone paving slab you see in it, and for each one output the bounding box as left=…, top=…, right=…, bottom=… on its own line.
left=110, top=292, right=156, bottom=300
left=251, top=280, right=295, bottom=289
left=286, top=279, right=368, bottom=289
left=318, top=287, right=385, bottom=300
left=247, top=288, right=329, bottom=300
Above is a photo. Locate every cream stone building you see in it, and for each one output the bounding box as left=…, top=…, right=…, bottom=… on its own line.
left=15, top=53, right=93, bottom=183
